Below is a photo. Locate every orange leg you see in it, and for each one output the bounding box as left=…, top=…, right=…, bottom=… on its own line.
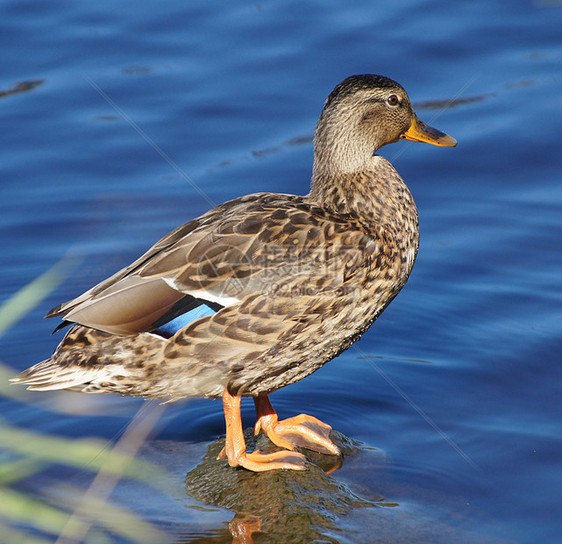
left=218, top=389, right=306, bottom=471
left=253, top=395, right=341, bottom=456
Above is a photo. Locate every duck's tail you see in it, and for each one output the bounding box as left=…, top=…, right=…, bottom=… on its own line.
left=10, top=324, right=170, bottom=397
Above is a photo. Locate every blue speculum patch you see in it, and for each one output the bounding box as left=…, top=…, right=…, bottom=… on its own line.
left=155, top=304, right=216, bottom=336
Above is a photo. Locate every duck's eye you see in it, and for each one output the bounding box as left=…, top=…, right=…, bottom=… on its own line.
left=386, top=94, right=399, bottom=107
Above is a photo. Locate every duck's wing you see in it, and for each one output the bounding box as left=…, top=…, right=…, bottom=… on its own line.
left=47, top=193, right=377, bottom=336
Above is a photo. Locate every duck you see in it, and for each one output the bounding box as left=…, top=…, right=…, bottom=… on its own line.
left=11, top=75, right=456, bottom=472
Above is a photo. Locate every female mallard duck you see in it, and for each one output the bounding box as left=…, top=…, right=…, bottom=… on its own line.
left=12, top=75, right=456, bottom=471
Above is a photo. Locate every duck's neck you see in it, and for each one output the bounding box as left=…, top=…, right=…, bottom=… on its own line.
left=309, top=155, right=419, bottom=237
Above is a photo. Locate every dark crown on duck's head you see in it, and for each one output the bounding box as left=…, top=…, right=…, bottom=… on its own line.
left=323, top=74, right=405, bottom=111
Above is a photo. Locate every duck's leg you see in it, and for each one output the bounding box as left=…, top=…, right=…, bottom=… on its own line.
left=219, top=389, right=306, bottom=471
left=253, top=395, right=341, bottom=456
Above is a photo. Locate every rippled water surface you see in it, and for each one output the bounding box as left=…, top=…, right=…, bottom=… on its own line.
left=1, top=1, right=561, bottom=543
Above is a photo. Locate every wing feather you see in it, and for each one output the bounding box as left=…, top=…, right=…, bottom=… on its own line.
left=47, top=193, right=376, bottom=337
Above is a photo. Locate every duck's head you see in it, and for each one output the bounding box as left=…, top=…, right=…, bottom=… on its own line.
left=312, top=74, right=456, bottom=179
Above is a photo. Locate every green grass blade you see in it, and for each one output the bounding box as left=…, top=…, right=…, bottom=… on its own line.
left=0, top=422, right=169, bottom=489
left=0, top=256, right=76, bottom=337
left=0, top=487, right=87, bottom=538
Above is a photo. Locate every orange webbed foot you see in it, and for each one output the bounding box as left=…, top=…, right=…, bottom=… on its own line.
left=231, top=449, right=306, bottom=472
left=217, top=442, right=306, bottom=471
left=254, top=396, right=341, bottom=456
left=220, top=390, right=307, bottom=472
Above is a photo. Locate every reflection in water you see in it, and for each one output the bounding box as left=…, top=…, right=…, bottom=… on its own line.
left=228, top=514, right=262, bottom=544
left=182, top=431, right=380, bottom=543
left=416, top=93, right=494, bottom=110
left=0, top=79, right=44, bottom=98
left=207, top=135, right=313, bottom=173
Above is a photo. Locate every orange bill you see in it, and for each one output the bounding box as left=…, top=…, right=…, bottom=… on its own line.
left=403, top=115, right=457, bottom=147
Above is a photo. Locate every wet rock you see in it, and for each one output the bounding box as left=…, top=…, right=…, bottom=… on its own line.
left=184, top=429, right=377, bottom=543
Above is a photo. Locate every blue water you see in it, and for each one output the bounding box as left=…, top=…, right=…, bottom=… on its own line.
left=1, top=0, right=561, bottom=542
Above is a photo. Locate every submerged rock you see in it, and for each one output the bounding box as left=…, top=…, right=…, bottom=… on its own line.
left=184, top=430, right=378, bottom=543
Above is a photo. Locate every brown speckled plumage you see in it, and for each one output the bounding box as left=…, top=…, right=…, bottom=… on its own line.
left=12, top=75, right=456, bottom=471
